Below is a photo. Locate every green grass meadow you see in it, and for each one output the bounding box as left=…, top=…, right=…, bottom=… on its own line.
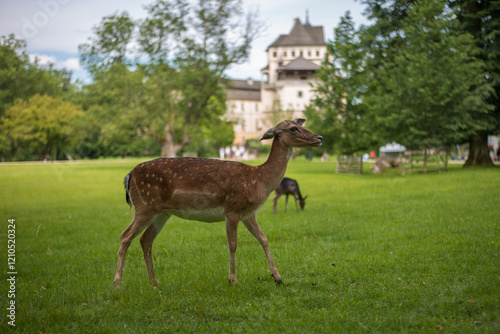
left=0, top=158, right=499, bottom=333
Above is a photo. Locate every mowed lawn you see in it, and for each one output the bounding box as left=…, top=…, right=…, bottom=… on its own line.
left=0, top=158, right=499, bottom=333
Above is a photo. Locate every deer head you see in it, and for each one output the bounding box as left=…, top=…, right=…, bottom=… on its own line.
left=300, top=195, right=308, bottom=210
left=259, top=118, right=323, bottom=148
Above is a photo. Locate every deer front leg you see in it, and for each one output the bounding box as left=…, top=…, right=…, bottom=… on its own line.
left=242, top=215, right=282, bottom=283
left=294, top=195, right=299, bottom=212
left=225, top=215, right=240, bottom=284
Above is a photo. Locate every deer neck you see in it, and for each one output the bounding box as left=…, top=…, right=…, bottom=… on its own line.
left=258, top=136, right=292, bottom=193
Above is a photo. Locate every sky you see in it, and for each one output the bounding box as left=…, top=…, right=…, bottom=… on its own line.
left=0, top=0, right=370, bottom=83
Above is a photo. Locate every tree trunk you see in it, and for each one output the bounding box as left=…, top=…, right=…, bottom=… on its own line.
left=161, top=140, right=182, bottom=158
left=464, top=133, right=493, bottom=167
left=423, top=148, right=428, bottom=172
left=161, top=123, right=190, bottom=158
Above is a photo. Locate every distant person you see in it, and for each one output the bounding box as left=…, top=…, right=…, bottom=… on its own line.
left=370, top=151, right=376, bottom=159
left=219, top=147, right=225, bottom=160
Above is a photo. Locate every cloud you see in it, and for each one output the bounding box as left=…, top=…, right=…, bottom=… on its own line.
left=29, top=53, right=56, bottom=66
left=60, top=57, right=81, bottom=70
left=29, top=53, right=81, bottom=76
left=1, top=0, right=368, bottom=82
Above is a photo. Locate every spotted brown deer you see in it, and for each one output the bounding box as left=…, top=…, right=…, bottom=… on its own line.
left=113, top=119, right=322, bottom=288
left=273, top=177, right=307, bottom=214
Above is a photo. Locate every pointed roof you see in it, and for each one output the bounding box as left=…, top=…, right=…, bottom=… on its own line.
left=267, top=18, right=325, bottom=50
left=278, top=56, right=320, bottom=71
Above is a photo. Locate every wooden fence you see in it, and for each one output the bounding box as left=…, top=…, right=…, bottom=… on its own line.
left=336, top=155, right=363, bottom=174
left=403, top=149, right=448, bottom=174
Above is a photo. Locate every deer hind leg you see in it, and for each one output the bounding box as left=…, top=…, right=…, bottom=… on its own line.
left=242, top=215, right=282, bottom=283
left=272, top=193, right=280, bottom=214
left=114, top=210, right=156, bottom=289
left=140, top=212, right=171, bottom=285
left=225, top=214, right=240, bottom=285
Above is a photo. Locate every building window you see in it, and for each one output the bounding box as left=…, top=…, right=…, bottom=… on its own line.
left=308, top=50, right=311, bottom=57
left=284, top=51, right=287, bottom=57
left=300, top=50, right=303, bottom=56
left=291, top=51, right=295, bottom=57
left=316, top=50, right=320, bottom=56
left=298, top=90, right=303, bottom=98
left=273, top=51, right=277, bottom=58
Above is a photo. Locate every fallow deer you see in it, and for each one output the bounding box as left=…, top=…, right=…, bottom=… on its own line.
left=113, top=118, right=322, bottom=288
left=273, top=177, right=307, bottom=214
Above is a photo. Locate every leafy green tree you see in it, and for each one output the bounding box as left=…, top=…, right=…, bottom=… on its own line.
left=79, top=11, right=135, bottom=73
left=448, top=0, right=500, bottom=166
left=364, top=0, right=493, bottom=155
left=73, top=64, right=159, bottom=158
left=1, top=95, right=82, bottom=160
left=0, top=34, right=71, bottom=117
left=79, top=0, right=260, bottom=157
left=305, top=12, right=373, bottom=154
left=136, top=0, right=260, bottom=157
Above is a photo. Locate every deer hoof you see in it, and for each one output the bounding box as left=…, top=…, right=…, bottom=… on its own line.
left=271, top=274, right=283, bottom=284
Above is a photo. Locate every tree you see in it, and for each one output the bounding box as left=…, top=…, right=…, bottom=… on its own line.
left=364, top=0, right=493, bottom=156
left=137, top=0, right=260, bottom=157
left=79, top=0, right=261, bottom=157
left=1, top=95, right=82, bottom=160
left=79, top=11, right=135, bottom=73
left=0, top=34, right=71, bottom=117
left=448, top=0, right=500, bottom=167
left=305, top=12, right=373, bottom=154
left=73, top=63, right=158, bottom=158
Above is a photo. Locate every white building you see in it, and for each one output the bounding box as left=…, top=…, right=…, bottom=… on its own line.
left=226, top=17, right=327, bottom=144
left=225, top=78, right=263, bottom=145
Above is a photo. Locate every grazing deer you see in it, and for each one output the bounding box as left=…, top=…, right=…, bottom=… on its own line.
left=273, top=177, right=308, bottom=214
left=113, top=119, right=322, bottom=288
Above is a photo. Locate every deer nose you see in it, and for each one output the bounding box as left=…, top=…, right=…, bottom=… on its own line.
left=317, top=136, right=323, bottom=143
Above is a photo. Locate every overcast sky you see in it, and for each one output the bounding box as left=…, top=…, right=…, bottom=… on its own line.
left=0, top=0, right=369, bottom=82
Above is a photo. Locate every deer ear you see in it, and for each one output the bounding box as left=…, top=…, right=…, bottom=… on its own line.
left=293, top=118, right=306, bottom=127
left=303, top=195, right=308, bottom=200
left=259, top=128, right=275, bottom=141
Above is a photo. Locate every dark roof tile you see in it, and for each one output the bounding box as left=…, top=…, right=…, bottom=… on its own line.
left=268, top=18, right=325, bottom=49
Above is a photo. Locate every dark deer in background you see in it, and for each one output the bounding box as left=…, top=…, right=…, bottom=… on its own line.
left=273, top=177, right=308, bottom=214
left=113, top=118, right=322, bottom=288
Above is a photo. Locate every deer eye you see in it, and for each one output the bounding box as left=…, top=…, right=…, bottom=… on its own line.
left=290, top=126, right=299, bottom=132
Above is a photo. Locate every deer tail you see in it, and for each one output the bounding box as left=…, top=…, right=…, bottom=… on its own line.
left=124, top=173, right=133, bottom=215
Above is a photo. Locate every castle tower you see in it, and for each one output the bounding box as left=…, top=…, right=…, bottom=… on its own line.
left=225, top=16, right=327, bottom=145
left=261, top=17, right=327, bottom=125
